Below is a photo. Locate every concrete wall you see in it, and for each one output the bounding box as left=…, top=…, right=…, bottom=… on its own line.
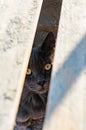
left=0, top=0, right=43, bottom=130
left=43, top=0, right=86, bottom=130
left=0, top=0, right=85, bottom=130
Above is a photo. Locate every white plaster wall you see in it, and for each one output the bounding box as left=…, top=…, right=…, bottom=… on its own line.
left=43, top=0, right=86, bottom=130
left=0, top=0, right=43, bottom=130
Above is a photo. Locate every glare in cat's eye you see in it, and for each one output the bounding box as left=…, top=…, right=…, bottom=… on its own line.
left=44, top=63, right=51, bottom=70
left=26, top=68, right=32, bottom=75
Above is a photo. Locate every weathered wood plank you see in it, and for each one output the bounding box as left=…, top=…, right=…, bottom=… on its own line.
left=0, top=0, right=43, bottom=130
left=43, top=0, right=86, bottom=130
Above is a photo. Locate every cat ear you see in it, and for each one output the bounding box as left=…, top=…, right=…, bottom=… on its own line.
left=41, top=32, right=55, bottom=52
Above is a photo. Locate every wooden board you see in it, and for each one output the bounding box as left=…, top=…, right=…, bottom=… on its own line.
left=43, top=0, right=86, bottom=130
left=0, top=0, right=43, bottom=130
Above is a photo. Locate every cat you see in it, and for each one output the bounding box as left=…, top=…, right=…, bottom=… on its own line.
left=14, top=32, right=55, bottom=130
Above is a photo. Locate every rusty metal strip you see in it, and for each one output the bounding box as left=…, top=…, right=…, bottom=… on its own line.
left=37, top=24, right=58, bottom=32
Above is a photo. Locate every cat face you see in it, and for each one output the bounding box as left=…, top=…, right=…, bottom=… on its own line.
left=16, top=32, right=55, bottom=127
left=25, top=32, right=55, bottom=94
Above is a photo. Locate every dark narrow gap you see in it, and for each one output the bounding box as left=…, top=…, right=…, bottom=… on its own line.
left=14, top=0, right=62, bottom=130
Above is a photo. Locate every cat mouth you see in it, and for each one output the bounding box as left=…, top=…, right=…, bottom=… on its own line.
left=36, top=88, right=48, bottom=94
left=29, top=88, right=48, bottom=94
left=29, top=85, right=49, bottom=94
left=37, top=84, right=49, bottom=94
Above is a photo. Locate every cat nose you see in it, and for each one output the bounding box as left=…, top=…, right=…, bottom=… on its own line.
left=37, top=79, right=45, bottom=86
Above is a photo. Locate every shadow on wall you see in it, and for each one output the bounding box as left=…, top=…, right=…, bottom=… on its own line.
left=45, top=34, right=86, bottom=121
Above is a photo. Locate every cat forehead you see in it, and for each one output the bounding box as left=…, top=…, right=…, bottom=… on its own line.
left=28, top=48, right=43, bottom=71
left=28, top=41, right=54, bottom=70
left=28, top=48, right=51, bottom=71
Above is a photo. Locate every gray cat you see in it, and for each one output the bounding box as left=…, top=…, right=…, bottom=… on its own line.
left=14, top=32, right=55, bottom=130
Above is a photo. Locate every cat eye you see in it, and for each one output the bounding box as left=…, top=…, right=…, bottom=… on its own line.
left=26, top=68, right=32, bottom=75
left=44, top=63, right=52, bottom=70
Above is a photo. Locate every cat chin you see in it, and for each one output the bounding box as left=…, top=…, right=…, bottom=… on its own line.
left=28, top=84, right=49, bottom=94
left=35, top=89, right=48, bottom=94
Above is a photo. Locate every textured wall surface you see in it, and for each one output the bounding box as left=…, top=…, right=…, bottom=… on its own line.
left=0, top=0, right=85, bottom=130
left=0, top=0, right=43, bottom=130
left=43, top=0, right=86, bottom=130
